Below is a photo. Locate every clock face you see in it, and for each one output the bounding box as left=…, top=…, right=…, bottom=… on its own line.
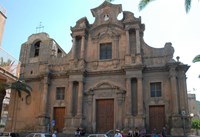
left=104, top=14, right=109, bottom=21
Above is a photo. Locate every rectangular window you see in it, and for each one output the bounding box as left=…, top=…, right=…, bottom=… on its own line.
left=56, top=87, right=65, bottom=100
left=100, top=43, right=112, bottom=60
left=150, top=82, right=161, bottom=97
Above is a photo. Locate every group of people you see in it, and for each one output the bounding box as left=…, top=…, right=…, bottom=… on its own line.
left=114, top=127, right=167, bottom=137
left=151, top=127, right=167, bottom=137
left=114, top=128, right=143, bottom=137
left=75, top=128, right=86, bottom=136
left=128, top=127, right=145, bottom=137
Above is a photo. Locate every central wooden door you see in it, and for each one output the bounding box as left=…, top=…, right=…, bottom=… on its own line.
left=96, top=99, right=114, bottom=133
left=149, top=105, right=165, bottom=133
left=54, top=107, right=65, bottom=132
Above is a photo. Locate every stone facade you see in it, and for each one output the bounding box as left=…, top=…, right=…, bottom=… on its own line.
left=6, top=2, right=190, bottom=136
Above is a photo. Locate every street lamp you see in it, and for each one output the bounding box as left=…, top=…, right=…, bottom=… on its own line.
left=181, top=112, right=194, bottom=136
left=190, top=113, right=194, bottom=118
left=181, top=110, right=186, bottom=136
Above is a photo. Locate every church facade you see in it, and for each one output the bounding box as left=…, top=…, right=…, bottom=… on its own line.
left=5, top=2, right=190, bottom=136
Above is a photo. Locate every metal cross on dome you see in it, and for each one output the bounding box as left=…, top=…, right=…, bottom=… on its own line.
left=36, top=22, right=44, bottom=33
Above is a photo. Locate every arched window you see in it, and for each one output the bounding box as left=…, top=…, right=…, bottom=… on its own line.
left=34, top=41, right=41, bottom=57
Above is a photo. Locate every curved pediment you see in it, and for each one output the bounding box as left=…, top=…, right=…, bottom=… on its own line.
left=71, top=17, right=90, bottom=31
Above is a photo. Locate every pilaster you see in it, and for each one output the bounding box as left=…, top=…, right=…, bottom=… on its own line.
left=126, top=30, right=130, bottom=55
left=77, top=81, right=83, bottom=117
left=137, top=77, right=143, bottom=115
left=71, top=37, right=76, bottom=60
left=80, top=36, right=85, bottom=59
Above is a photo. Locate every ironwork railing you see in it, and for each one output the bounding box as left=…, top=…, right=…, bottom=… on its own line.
left=0, top=4, right=6, bottom=16
left=0, top=47, right=20, bottom=77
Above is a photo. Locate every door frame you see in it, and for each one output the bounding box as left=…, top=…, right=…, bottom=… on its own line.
left=149, top=105, right=165, bottom=133
left=95, top=98, right=115, bottom=133
left=53, top=107, right=65, bottom=133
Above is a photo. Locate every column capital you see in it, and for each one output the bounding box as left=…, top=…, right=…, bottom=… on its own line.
left=135, top=27, right=140, bottom=31
left=137, top=76, right=143, bottom=80
left=125, top=77, right=131, bottom=80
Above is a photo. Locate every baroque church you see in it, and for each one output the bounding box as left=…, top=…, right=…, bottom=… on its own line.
left=5, top=1, right=190, bottom=136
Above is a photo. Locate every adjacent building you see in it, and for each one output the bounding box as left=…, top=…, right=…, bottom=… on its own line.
left=188, top=93, right=200, bottom=118
left=6, top=2, right=190, bottom=136
left=0, top=4, right=20, bottom=127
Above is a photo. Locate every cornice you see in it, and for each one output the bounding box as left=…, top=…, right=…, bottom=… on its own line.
left=85, top=69, right=124, bottom=77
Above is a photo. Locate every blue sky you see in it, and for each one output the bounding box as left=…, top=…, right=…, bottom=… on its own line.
left=1, top=0, right=200, bottom=100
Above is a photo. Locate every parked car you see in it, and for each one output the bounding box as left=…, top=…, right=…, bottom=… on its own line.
left=25, top=133, right=51, bottom=137
left=0, top=132, right=19, bottom=137
left=88, top=134, right=109, bottom=137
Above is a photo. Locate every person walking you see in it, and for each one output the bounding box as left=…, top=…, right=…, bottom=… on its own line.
left=127, top=128, right=133, bottom=137
left=114, top=129, right=122, bottom=137
left=161, top=127, right=167, bottom=137
left=52, top=131, right=57, bottom=137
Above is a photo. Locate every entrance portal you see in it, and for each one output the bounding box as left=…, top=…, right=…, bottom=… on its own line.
left=96, top=99, right=114, bottom=133
left=149, top=105, right=165, bottom=133
left=54, top=107, right=65, bottom=132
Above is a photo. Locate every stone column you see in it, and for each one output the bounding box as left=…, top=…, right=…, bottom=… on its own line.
left=126, top=30, right=130, bottom=55
left=63, top=81, right=73, bottom=132
left=116, top=91, right=124, bottom=130
left=170, top=67, right=179, bottom=114
left=178, top=70, right=189, bottom=113
left=125, top=78, right=131, bottom=115
left=80, top=36, right=85, bottom=59
left=125, top=78, right=133, bottom=128
left=137, top=77, right=143, bottom=115
left=77, top=81, right=83, bottom=116
left=67, top=81, right=73, bottom=117
left=92, top=39, right=99, bottom=69
left=135, top=28, right=141, bottom=54
left=113, top=36, right=119, bottom=59
left=87, top=92, right=93, bottom=132
left=41, top=76, right=49, bottom=115
left=92, top=39, right=98, bottom=61
left=71, top=37, right=76, bottom=60
left=37, top=75, right=50, bottom=132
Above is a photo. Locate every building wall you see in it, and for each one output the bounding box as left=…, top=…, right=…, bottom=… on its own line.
left=0, top=5, right=6, bottom=47
left=6, top=2, right=190, bottom=136
left=188, top=94, right=199, bottom=118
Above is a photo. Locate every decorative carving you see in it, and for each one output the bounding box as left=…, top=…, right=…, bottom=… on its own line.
left=95, top=90, right=113, bottom=97
left=93, top=61, right=98, bottom=70
left=113, top=59, right=119, bottom=68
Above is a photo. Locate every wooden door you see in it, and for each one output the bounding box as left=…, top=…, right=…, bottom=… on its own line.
left=149, top=105, right=165, bottom=133
left=96, top=99, right=114, bottom=133
left=54, top=107, right=65, bottom=132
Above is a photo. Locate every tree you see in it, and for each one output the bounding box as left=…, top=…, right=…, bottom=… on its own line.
left=193, top=55, right=200, bottom=63
left=138, top=0, right=192, bottom=13
left=193, top=54, right=200, bottom=78
left=0, top=80, right=32, bottom=97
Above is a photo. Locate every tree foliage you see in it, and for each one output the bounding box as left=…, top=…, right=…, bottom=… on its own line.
left=0, top=57, right=12, bottom=66
left=193, top=55, right=200, bottom=63
left=193, top=54, right=200, bottom=78
left=192, top=119, right=200, bottom=129
left=138, top=0, right=193, bottom=13
left=0, top=80, right=32, bottom=97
